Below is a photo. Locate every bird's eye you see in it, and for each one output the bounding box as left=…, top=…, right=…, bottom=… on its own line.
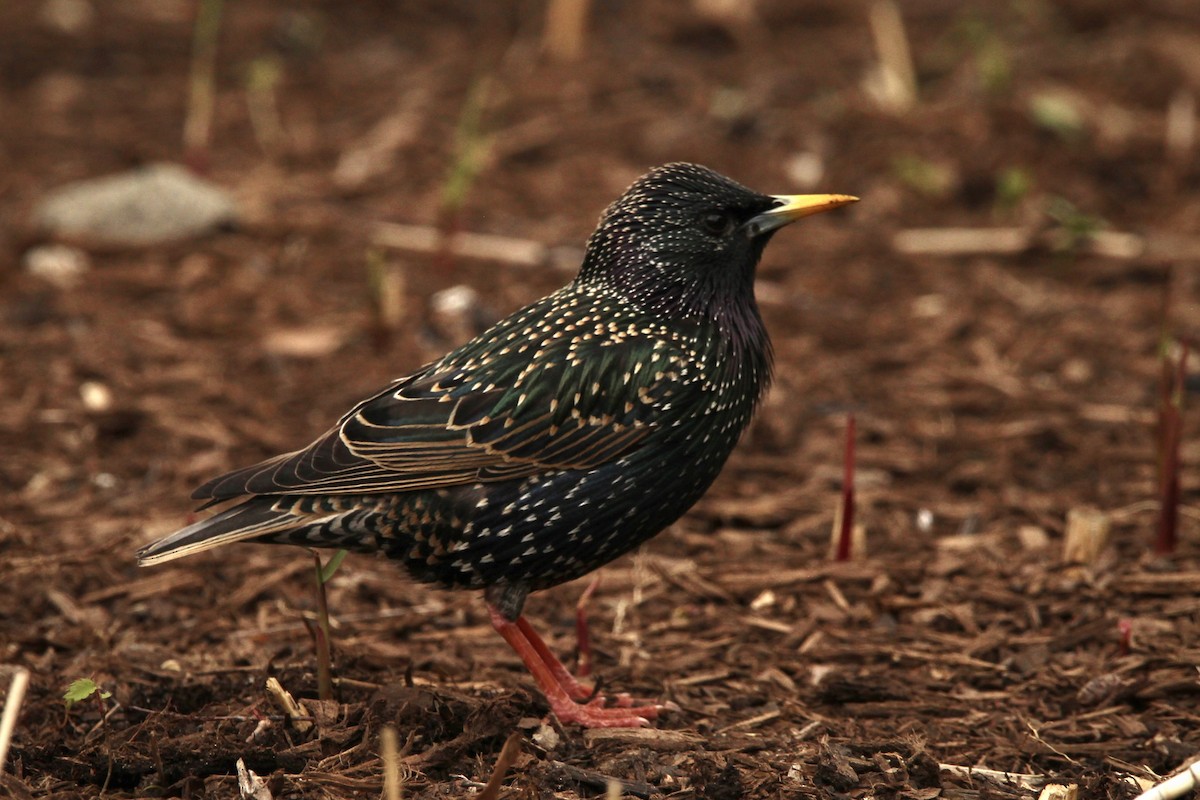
left=700, top=211, right=735, bottom=237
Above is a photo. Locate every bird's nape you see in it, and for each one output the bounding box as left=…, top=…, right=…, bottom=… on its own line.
left=137, top=163, right=858, bottom=728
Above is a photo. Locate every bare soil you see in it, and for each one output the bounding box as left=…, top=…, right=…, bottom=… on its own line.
left=3, top=1, right=1200, bottom=798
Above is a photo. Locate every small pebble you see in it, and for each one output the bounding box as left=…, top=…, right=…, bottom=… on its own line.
left=79, top=380, right=112, bottom=411
left=786, top=152, right=826, bottom=190
left=430, top=284, right=484, bottom=343
left=40, top=0, right=94, bottom=33
left=23, top=244, right=89, bottom=288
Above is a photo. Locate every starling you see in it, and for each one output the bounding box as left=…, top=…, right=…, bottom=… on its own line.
left=138, top=163, right=857, bottom=727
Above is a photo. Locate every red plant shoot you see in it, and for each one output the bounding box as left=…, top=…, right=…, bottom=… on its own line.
left=1117, top=618, right=1133, bottom=656
left=835, top=413, right=857, bottom=562
left=1155, top=341, right=1187, bottom=556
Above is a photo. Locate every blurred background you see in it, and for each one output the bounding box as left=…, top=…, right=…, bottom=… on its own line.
left=2, top=1, right=1200, bottom=797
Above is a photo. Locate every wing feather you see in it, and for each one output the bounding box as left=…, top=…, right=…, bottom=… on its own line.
left=194, top=303, right=695, bottom=504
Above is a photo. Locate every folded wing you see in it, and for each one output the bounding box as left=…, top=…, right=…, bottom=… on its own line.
left=193, top=333, right=686, bottom=504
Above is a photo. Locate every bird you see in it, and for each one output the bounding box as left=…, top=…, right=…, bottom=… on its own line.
left=137, top=163, right=857, bottom=727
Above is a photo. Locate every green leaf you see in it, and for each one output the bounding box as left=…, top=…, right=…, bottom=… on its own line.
left=891, top=155, right=955, bottom=199
left=440, top=77, right=492, bottom=214
left=995, top=167, right=1032, bottom=212
left=64, top=678, right=110, bottom=707
left=319, top=549, right=349, bottom=584
left=1029, top=92, right=1085, bottom=141
left=1045, top=196, right=1103, bottom=254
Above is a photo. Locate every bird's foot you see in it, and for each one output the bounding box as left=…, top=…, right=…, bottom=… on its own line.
left=547, top=693, right=662, bottom=728
left=489, top=605, right=670, bottom=729
left=578, top=689, right=663, bottom=710
left=515, top=615, right=666, bottom=711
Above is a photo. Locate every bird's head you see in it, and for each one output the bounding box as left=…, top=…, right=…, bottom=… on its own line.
left=577, top=163, right=857, bottom=321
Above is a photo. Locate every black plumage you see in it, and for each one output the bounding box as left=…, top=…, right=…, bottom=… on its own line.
left=138, top=163, right=856, bottom=727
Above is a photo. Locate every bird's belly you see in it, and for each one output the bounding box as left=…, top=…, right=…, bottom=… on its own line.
left=380, top=439, right=737, bottom=592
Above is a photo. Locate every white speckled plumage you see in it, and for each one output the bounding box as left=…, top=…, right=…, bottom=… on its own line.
left=137, top=163, right=850, bottom=622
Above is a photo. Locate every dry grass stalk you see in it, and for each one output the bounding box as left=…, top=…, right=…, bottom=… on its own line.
left=366, top=249, right=407, bottom=348
left=544, top=0, right=591, bottom=62
left=478, top=732, right=522, bottom=800
left=1062, top=506, right=1111, bottom=565
left=438, top=78, right=493, bottom=277
left=334, top=88, right=428, bottom=190
left=246, top=57, right=284, bottom=157
left=381, top=725, right=402, bottom=800
left=1166, top=89, right=1196, bottom=162
left=184, top=0, right=224, bottom=171
left=0, top=668, right=30, bottom=775
left=866, top=0, right=917, bottom=113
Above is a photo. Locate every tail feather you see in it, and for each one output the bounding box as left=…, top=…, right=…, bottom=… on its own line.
left=137, top=499, right=316, bottom=566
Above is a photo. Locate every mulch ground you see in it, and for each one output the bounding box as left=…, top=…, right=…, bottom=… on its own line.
left=2, top=1, right=1200, bottom=798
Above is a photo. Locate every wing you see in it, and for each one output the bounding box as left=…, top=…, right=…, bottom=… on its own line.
left=193, top=329, right=694, bottom=503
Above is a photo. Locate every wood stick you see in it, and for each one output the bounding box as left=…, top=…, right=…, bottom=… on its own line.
left=373, top=221, right=581, bottom=272
left=894, top=226, right=1200, bottom=260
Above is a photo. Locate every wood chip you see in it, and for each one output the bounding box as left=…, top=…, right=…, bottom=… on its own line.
left=264, top=677, right=312, bottom=734
left=582, top=728, right=704, bottom=752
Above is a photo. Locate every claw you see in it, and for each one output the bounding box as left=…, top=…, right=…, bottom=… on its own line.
left=488, top=604, right=669, bottom=729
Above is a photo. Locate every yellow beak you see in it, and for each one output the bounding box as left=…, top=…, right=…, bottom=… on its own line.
left=744, top=193, right=859, bottom=237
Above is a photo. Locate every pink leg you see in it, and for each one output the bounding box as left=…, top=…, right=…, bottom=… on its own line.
left=488, top=606, right=662, bottom=728
left=511, top=616, right=637, bottom=708
left=515, top=615, right=600, bottom=701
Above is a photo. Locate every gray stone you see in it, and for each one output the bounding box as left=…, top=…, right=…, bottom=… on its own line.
left=36, top=162, right=237, bottom=245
